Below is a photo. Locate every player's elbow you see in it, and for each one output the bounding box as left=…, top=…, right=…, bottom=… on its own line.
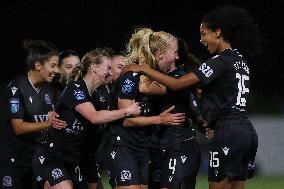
left=11, top=125, right=25, bottom=135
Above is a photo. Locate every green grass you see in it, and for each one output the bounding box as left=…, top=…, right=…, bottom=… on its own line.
left=102, top=174, right=284, bottom=189
left=196, top=174, right=284, bottom=189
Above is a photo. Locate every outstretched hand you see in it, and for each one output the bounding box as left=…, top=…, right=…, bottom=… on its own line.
left=125, top=102, right=141, bottom=116
left=159, top=106, right=186, bottom=126
left=48, top=111, right=67, bottom=129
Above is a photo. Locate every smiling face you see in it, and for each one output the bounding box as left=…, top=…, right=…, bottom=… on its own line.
left=111, top=55, right=126, bottom=81
left=38, top=55, right=59, bottom=83
left=95, top=56, right=112, bottom=84
left=157, top=39, right=179, bottom=73
left=200, top=23, right=222, bottom=54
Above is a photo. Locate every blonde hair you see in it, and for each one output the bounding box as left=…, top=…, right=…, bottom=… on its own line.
left=126, top=28, right=177, bottom=70
left=69, top=48, right=110, bottom=82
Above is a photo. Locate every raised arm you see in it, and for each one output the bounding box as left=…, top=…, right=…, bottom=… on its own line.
left=122, top=64, right=200, bottom=91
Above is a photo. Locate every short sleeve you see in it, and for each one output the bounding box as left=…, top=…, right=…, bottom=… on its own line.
left=118, top=72, right=140, bottom=100
left=192, top=55, right=225, bottom=86
left=6, top=82, right=24, bottom=119
left=61, top=81, right=90, bottom=109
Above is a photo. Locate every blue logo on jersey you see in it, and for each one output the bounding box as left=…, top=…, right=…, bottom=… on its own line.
left=74, top=90, right=85, bottom=100
left=122, top=79, right=135, bottom=95
left=9, top=98, right=19, bottom=113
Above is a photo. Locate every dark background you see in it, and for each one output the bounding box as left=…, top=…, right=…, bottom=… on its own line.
left=0, top=0, right=282, bottom=113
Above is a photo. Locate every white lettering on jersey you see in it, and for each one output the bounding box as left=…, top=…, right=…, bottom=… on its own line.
left=199, top=63, right=213, bottom=77
left=234, top=61, right=249, bottom=74
left=34, top=115, right=48, bottom=123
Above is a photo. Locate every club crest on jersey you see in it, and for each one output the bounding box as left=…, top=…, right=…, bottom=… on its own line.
left=9, top=98, right=19, bottom=113
left=122, top=78, right=135, bottom=95
left=45, top=94, right=51, bottom=104
left=74, top=90, right=85, bottom=100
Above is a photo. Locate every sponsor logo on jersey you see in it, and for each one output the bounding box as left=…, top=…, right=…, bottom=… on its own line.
left=2, top=176, right=12, bottom=187
left=199, top=63, right=213, bottom=78
left=74, top=90, right=85, bottom=100
left=9, top=98, right=19, bottom=113
left=34, top=114, right=48, bottom=122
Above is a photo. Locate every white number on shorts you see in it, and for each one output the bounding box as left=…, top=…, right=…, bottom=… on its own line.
left=236, top=73, right=249, bottom=107
left=75, top=165, right=82, bottom=182
left=169, top=158, right=177, bottom=174
left=209, top=151, right=219, bottom=168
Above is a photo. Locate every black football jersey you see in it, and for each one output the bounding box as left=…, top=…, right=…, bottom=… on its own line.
left=110, top=71, right=152, bottom=150
left=157, top=68, right=199, bottom=150
left=81, top=84, right=116, bottom=156
left=49, top=77, right=91, bottom=163
left=192, top=48, right=250, bottom=126
left=0, top=74, right=54, bottom=166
